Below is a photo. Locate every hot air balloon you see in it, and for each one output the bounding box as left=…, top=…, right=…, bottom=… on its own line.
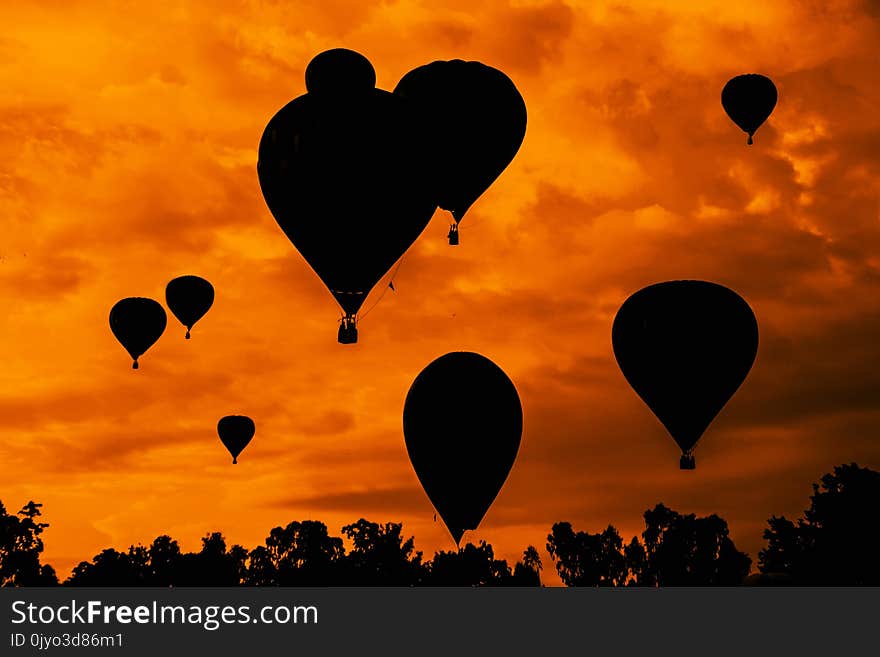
left=721, top=74, right=777, bottom=145
left=403, top=352, right=522, bottom=544
left=612, top=280, right=758, bottom=469
left=165, top=275, right=214, bottom=339
left=109, top=297, right=167, bottom=369
left=217, top=415, right=255, bottom=464
left=394, top=59, right=527, bottom=245
left=257, top=49, right=437, bottom=344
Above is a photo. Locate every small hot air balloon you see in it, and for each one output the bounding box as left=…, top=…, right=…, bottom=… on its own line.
left=217, top=415, right=255, bottom=464
left=109, top=297, right=167, bottom=369
left=721, top=74, right=777, bottom=145
left=257, top=49, right=436, bottom=343
left=165, top=275, right=214, bottom=339
left=612, top=280, right=759, bottom=469
left=403, top=352, right=523, bottom=544
left=394, top=60, right=527, bottom=244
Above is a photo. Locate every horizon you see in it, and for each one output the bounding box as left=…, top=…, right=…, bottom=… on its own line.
left=0, top=460, right=865, bottom=585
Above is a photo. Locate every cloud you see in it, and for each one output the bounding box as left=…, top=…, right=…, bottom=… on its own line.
left=0, top=253, right=93, bottom=299
left=485, top=1, right=576, bottom=76
left=269, top=485, right=427, bottom=517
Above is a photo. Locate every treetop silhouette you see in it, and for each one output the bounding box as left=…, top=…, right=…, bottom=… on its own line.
left=3, top=464, right=874, bottom=587
left=759, top=463, right=880, bottom=585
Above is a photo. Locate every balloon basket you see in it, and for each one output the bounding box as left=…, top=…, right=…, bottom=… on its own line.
left=337, top=322, right=358, bottom=344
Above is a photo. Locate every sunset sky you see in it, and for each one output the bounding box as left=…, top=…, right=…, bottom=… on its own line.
left=1, top=0, right=879, bottom=583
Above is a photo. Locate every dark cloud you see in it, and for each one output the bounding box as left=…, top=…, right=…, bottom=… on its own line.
left=730, top=311, right=880, bottom=427
left=487, top=1, right=576, bottom=75
left=0, top=253, right=93, bottom=299
left=294, top=410, right=356, bottom=436
left=419, top=19, right=474, bottom=49
left=269, top=485, right=427, bottom=517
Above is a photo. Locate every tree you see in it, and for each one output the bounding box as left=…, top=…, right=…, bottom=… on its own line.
left=148, top=535, right=182, bottom=586
left=0, top=501, right=57, bottom=586
left=177, top=533, right=247, bottom=586
left=545, top=506, right=750, bottom=587
left=246, top=520, right=344, bottom=585
left=547, top=523, right=628, bottom=586
left=244, top=546, right=276, bottom=586
left=759, top=463, right=880, bottom=585
left=426, top=541, right=513, bottom=586
left=511, top=546, right=543, bottom=586
left=341, top=519, right=424, bottom=585
left=67, top=548, right=144, bottom=586
left=623, top=537, right=646, bottom=585
left=636, top=504, right=751, bottom=586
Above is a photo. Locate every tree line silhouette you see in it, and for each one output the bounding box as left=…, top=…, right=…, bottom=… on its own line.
left=1, top=463, right=876, bottom=587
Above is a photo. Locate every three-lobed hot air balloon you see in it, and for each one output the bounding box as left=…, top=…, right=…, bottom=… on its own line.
left=217, top=415, right=255, bottom=464
left=612, top=280, right=759, bottom=469
left=257, top=48, right=437, bottom=344
left=166, top=275, right=214, bottom=339
left=109, top=297, right=167, bottom=369
left=403, top=352, right=523, bottom=544
left=394, top=60, right=527, bottom=245
left=722, top=74, right=777, bottom=145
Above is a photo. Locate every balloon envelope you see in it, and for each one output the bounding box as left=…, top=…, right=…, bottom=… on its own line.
left=721, top=74, right=777, bottom=144
left=257, top=49, right=436, bottom=319
left=305, top=48, right=376, bottom=96
left=217, top=415, right=255, bottom=464
left=109, top=297, right=167, bottom=369
left=165, top=275, right=214, bottom=339
left=394, top=59, right=526, bottom=224
left=611, top=281, right=758, bottom=466
left=403, top=352, right=523, bottom=544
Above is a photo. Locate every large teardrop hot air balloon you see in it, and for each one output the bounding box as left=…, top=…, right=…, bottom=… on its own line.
left=612, top=280, right=758, bottom=469
left=165, top=275, right=214, bottom=339
left=217, top=415, right=255, bottom=464
left=257, top=48, right=437, bottom=344
left=393, top=60, right=527, bottom=245
left=109, top=297, right=167, bottom=369
left=721, top=74, right=777, bottom=145
left=403, top=352, right=523, bottom=544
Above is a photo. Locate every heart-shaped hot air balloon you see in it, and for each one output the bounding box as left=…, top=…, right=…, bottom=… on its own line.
left=217, top=415, right=255, bottom=464
left=612, top=280, right=759, bottom=469
left=257, top=49, right=437, bottom=343
left=109, top=297, right=167, bottom=369
left=403, top=352, right=523, bottom=544
left=394, top=59, right=526, bottom=245
left=165, top=275, right=214, bottom=339
left=721, top=74, right=777, bottom=145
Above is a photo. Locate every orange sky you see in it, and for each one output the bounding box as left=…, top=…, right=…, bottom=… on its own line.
left=1, top=0, right=879, bottom=583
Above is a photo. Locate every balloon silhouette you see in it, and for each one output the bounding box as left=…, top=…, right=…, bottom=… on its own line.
left=612, top=281, right=758, bottom=469
left=403, top=352, right=523, bottom=544
left=305, top=47, right=376, bottom=95
left=394, top=59, right=526, bottom=244
left=721, top=74, right=777, bottom=145
left=217, top=415, right=255, bottom=464
left=165, top=275, right=214, bottom=339
left=257, top=48, right=437, bottom=343
left=109, top=297, right=167, bottom=369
